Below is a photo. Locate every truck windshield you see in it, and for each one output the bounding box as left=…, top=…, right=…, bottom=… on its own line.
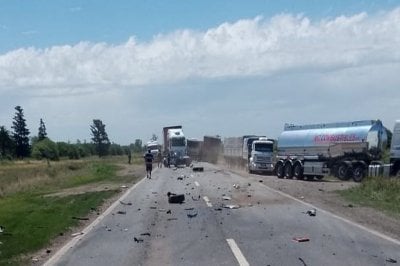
left=171, top=138, right=185, bottom=146
left=255, top=143, right=273, bottom=152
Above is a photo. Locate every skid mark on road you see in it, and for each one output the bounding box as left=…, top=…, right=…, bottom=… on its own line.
left=226, top=238, right=250, bottom=266
left=203, top=196, right=213, bottom=207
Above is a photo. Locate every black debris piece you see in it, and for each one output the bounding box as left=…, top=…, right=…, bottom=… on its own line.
left=386, top=258, right=397, bottom=263
left=72, top=216, right=89, bottom=221
left=117, top=211, right=127, bottom=215
left=259, top=180, right=263, bottom=183
left=46, top=249, right=52, bottom=254
left=185, top=208, right=194, bottom=210
left=150, top=206, right=157, bottom=209
left=187, top=212, right=198, bottom=218
left=306, top=209, right=316, bottom=216
left=166, top=210, right=172, bottom=214
left=120, top=201, right=132, bottom=206
left=193, top=167, right=204, bottom=172
left=134, top=237, right=144, bottom=243
left=140, top=232, right=151, bottom=236
left=298, top=257, right=307, bottom=266
left=167, top=218, right=178, bottom=221
left=167, top=192, right=185, bottom=204
left=214, top=208, right=223, bottom=211
left=177, top=176, right=184, bottom=180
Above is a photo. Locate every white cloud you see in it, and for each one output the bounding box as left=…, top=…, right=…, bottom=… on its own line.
left=1, top=8, right=400, bottom=144
left=1, top=8, right=399, bottom=96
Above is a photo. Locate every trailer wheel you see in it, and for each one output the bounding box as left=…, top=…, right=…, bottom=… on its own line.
left=337, top=163, right=351, bottom=181
left=352, top=165, right=366, bottom=182
left=293, top=163, right=304, bottom=180
left=276, top=162, right=284, bottom=178
left=284, top=163, right=294, bottom=179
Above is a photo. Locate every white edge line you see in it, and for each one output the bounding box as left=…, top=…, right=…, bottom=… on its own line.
left=43, top=176, right=148, bottom=266
left=226, top=238, right=250, bottom=266
left=260, top=181, right=400, bottom=246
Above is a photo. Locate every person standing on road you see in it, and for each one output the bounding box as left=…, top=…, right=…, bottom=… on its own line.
left=144, top=149, right=154, bottom=178
left=157, top=150, right=162, bottom=168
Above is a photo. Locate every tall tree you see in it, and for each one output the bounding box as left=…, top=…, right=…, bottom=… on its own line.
left=38, top=118, right=47, bottom=141
left=11, top=106, right=30, bottom=158
left=90, top=119, right=110, bottom=157
left=0, top=126, right=14, bottom=158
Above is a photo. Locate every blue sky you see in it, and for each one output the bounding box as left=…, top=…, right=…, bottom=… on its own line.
left=1, top=1, right=400, bottom=144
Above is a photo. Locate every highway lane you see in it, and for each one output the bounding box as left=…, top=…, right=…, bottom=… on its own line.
left=47, top=163, right=400, bottom=266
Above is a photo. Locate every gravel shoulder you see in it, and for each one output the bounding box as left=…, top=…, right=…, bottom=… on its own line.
left=220, top=164, right=400, bottom=241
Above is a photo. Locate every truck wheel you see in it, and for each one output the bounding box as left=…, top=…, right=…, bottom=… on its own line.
left=293, top=163, right=304, bottom=180
left=352, top=165, right=366, bottom=182
left=276, top=163, right=284, bottom=178
left=337, top=163, right=351, bottom=181
left=284, top=163, right=294, bottom=179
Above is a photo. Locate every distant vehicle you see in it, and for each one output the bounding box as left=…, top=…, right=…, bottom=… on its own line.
left=146, top=140, right=160, bottom=157
left=389, top=120, right=400, bottom=176
left=223, top=135, right=274, bottom=174
left=274, top=120, right=392, bottom=182
left=162, top=125, right=190, bottom=166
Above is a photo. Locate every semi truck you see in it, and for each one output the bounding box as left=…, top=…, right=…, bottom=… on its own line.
left=145, top=140, right=161, bottom=157
left=274, top=120, right=389, bottom=182
left=162, top=125, right=190, bottom=166
left=202, top=135, right=222, bottom=164
left=223, top=135, right=274, bottom=174
left=187, top=138, right=202, bottom=161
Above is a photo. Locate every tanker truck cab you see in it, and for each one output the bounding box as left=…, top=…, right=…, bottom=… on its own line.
left=167, top=128, right=187, bottom=166
left=248, top=138, right=274, bottom=174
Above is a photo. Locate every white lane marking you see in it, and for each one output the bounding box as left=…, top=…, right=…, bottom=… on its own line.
left=226, top=239, right=250, bottom=266
left=43, top=176, right=148, bottom=266
left=203, top=196, right=213, bottom=207
left=260, top=181, right=400, bottom=246
left=194, top=181, right=200, bottom=187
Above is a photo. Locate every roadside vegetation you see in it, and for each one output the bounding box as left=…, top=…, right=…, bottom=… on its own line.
left=339, top=176, right=400, bottom=217
left=0, top=156, right=144, bottom=265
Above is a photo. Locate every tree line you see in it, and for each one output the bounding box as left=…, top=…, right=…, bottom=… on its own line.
left=0, top=106, right=144, bottom=161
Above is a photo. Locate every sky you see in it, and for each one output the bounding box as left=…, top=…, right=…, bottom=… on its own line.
left=1, top=0, right=400, bottom=145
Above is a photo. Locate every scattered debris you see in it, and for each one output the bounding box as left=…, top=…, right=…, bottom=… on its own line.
left=120, top=201, right=132, bottom=206
left=248, top=183, right=251, bottom=186
left=185, top=208, right=194, bottom=210
left=120, top=185, right=128, bottom=189
left=168, top=192, right=185, bottom=204
left=298, top=257, right=307, bottom=266
left=117, top=211, right=127, bottom=215
left=106, top=228, right=112, bottom=232
left=318, top=188, right=325, bottom=192
left=0, top=225, right=4, bottom=233
left=166, top=210, right=172, bottom=214
left=233, top=184, right=240, bottom=189
left=259, top=180, right=263, bottom=183
left=347, top=204, right=354, bottom=208
left=223, top=204, right=240, bottom=209
left=247, top=195, right=252, bottom=198
left=222, top=196, right=232, bottom=201
left=193, top=167, right=204, bottom=172
left=214, top=208, right=223, bottom=211
left=134, top=237, right=144, bottom=243
left=72, top=216, right=89, bottom=221
left=32, top=257, right=39, bottom=262
left=167, top=218, right=178, bottom=221
left=46, top=249, right=51, bottom=254
left=191, top=196, right=200, bottom=201
left=140, top=232, right=151, bottom=236
left=158, top=209, right=166, bottom=212
left=150, top=206, right=157, bottom=209
left=173, top=167, right=178, bottom=171
left=152, top=192, right=158, bottom=194
left=71, top=232, right=84, bottom=237
left=306, top=209, right=316, bottom=216
left=300, top=196, right=305, bottom=199
left=292, top=237, right=310, bottom=242
left=386, top=258, right=397, bottom=263
left=177, top=176, right=184, bottom=180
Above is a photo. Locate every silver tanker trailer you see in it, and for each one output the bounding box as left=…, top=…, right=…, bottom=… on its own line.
left=275, top=120, right=388, bottom=182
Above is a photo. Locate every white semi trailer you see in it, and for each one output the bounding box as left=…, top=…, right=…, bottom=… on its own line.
left=274, top=120, right=388, bottom=182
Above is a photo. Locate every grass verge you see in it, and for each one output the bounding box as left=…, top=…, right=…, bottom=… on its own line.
left=0, top=190, right=118, bottom=265
left=339, top=177, right=400, bottom=216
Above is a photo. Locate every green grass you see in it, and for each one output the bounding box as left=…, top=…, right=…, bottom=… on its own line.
left=339, top=176, right=400, bottom=216
left=0, top=156, right=142, bottom=265
left=0, top=190, right=118, bottom=265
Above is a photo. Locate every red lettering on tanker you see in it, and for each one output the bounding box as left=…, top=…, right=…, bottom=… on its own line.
left=314, top=134, right=360, bottom=144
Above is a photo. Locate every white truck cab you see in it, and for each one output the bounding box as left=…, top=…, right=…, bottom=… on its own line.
left=248, top=138, right=274, bottom=173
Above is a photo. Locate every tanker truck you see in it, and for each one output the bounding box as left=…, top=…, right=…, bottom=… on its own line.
left=275, top=120, right=387, bottom=182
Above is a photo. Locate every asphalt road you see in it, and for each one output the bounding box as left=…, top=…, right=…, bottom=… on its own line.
left=46, top=163, right=400, bottom=266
